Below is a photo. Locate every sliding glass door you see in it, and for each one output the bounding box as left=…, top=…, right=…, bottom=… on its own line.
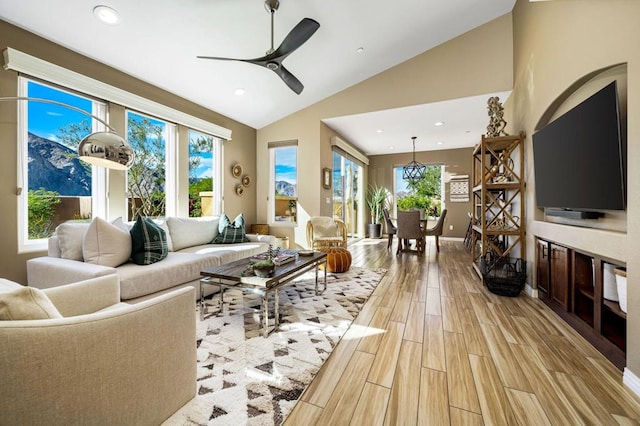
left=332, top=151, right=363, bottom=240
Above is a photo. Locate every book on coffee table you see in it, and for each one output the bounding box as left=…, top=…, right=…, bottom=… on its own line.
left=250, top=249, right=298, bottom=266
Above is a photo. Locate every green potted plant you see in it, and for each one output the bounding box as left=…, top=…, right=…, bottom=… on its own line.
left=249, top=245, right=279, bottom=277
left=251, top=259, right=275, bottom=277
left=366, top=184, right=389, bottom=239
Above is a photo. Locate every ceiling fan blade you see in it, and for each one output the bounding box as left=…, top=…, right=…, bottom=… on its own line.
left=197, top=55, right=241, bottom=61
left=270, top=18, right=320, bottom=61
left=196, top=14, right=318, bottom=94
left=272, top=64, right=304, bottom=94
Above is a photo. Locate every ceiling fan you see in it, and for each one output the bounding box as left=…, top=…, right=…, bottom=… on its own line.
left=197, top=0, right=320, bottom=95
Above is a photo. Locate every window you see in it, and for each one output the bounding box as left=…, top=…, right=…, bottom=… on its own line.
left=13, top=52, right=230, bottom=251
left=188, top=130, right=221, bottom=217
left=394, top=164, right=444, bottom=217
left=269, top=142, right=298, bottom=224
left=17, top=78, right=107, bottom=251
left=126, top=111, right=172, bottom=220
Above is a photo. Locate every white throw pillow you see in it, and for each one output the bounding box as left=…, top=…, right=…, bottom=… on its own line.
left=111, top=217, right=130, bottom=232
left=83, top=217, right=132, bottom=267
left=0, top=278, right=22, bottom=293
left=155, top=219, right=174, bottom=252
left=0, top=287, right=62, bottom=320
left=55, top=222, right=91, bottom=261
left=166, top=217, right=219, bottom=251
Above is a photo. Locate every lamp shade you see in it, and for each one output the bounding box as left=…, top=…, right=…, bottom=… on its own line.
left=78, top=131, right=135, bottom=170
left=0, top=96, right=134, bottom=170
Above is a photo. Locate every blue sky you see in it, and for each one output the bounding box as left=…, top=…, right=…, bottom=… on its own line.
left=27, top=81, right=91, bottom=146
left=189, top=130, right=214, bottom=179
left=395, top=167, right=410, bottom=193
left=275, top=146, right=297, bottom=184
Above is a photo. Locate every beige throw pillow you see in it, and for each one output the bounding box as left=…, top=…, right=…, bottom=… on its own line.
left=83, top=217, right=132, bottom=267
left=56, top=222, right=91, bottom=261
left=166, top=217, right=218, bottom=251
left=0, top=287, right=63, bottom=320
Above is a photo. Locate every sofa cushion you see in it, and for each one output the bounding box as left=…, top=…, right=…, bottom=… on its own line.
left=56, top=222, right=91, bottom=261
left=166, top=217, right=219, bottom=251
left=213, top=213, right=249, bottom=244
left=176, top=241, right=268, bottom=264
left=116, top=253, right=221, bottom=300
left=83, top=217, right=132, bottom=267
left=130, top=217, right=169, bottom=265
left=0, top=287, right=62, bottom=320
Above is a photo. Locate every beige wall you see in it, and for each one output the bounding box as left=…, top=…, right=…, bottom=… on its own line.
left=507, top=0, right=640, bottom=373
left=257, top=13, right=514, bottom=246
left=0, top=20, right=257, bottom=283
left=368, top=148, right=473, bottom=239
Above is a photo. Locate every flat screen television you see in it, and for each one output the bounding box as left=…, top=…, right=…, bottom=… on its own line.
left=532, top=81, right=625, bottom=213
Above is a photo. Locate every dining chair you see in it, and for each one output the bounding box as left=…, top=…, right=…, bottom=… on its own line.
left=382, top=208, right=397, bottom=250
left=425, top=209, right=448, bottom=253
left=395, top=210, right=425, bottom=256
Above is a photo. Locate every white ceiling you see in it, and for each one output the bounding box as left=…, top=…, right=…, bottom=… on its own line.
left=0, top=0, right=516, bottom=154
left=323, top=91, right=512, bottom=156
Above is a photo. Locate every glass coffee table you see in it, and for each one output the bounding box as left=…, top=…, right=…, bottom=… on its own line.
left=200, top=251, right=327, bottom=337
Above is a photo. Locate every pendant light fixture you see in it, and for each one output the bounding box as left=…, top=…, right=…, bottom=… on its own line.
left=402, top=136, right=426, bottom=184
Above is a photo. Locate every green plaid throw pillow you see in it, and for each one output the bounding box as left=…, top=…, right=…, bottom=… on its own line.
left=213, top=213, right=249, bottom=244
left=130, top=217, right=169, bottom=265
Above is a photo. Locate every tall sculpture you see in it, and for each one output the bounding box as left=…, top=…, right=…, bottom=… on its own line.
left=486, top=96, right=508, bottom=137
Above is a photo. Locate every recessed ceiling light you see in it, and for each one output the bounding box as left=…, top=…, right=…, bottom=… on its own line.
left=434, top=121, right=444, bottom=126
left=376, top=129, right=384, bottom=133
left=234, top=88, right=246, bottom=96
left=356, top=47, right=364, bottom=54
left=93, top=5, right=120, bottom=25
left=388, top=146, right=394, bottom=150
left=437, top=141, right=444, bottom=145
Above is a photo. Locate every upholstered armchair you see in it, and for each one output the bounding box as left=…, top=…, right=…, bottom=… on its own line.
left=396, top=210, right=425, bottom=255
left=425, top=209, right=448, bottom=253
left=306, top=216, right=348, bottom=250
left=0, top=275, right=196, bottom=425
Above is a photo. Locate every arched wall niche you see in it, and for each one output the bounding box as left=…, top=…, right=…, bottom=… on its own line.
left=533, top=63, right=627, bottom=232
left=535, top=63, right=627, bottom=131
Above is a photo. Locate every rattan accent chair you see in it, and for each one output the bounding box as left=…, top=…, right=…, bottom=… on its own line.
left=306, top=216, right=347, bottom=250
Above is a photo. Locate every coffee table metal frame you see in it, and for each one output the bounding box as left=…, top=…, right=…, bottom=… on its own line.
left=200, top=252, right=327, bottom=337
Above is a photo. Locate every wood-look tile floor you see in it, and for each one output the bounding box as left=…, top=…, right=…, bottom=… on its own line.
left=284, top=239, right=640, bottom=425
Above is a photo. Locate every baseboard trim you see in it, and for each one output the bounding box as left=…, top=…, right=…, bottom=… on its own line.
left=524, top=284, right=538, bottom=298
left=623, top=368, right=640, bottom=397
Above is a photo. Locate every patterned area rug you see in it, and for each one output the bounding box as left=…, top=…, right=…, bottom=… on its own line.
left=163, top=266, right=386, bottom=426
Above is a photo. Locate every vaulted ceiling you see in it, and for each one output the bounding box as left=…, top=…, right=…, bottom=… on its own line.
left=0, top=0, right=516, bottom=153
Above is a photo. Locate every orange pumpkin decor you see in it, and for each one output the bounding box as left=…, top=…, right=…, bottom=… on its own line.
left=323, top=247, right=352, bottom=273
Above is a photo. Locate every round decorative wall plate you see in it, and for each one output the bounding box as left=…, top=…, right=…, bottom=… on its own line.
left=235, top=183, right=244, bottom=196
left=242, top=174, right=251, bottom=187
left=232, top=163, right=243, bottom=178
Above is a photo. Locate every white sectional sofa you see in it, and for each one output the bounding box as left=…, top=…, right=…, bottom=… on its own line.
left=27, top=216, right=276, bottom=302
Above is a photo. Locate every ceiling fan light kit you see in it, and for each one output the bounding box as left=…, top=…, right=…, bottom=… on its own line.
left=197, top=0, right=319, bottom=94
